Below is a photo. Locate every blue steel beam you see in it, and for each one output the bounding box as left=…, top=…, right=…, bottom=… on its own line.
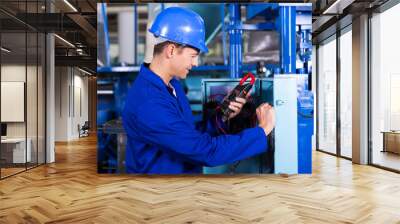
left=279, top=6, right=296, bottom=74
left=101, top=3, right=111, bottom=67
left=229, top=3, right=242, bottom=79
left=221, top=4, right=228, bottom=65
left=246, top=3, right=279, bottom=20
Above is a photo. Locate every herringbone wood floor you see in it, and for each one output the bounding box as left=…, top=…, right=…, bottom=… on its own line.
left=1, top=135, right=400, bottom=224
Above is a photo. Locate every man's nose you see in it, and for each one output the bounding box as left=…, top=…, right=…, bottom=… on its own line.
left=192, top=57, right=199, bottom=67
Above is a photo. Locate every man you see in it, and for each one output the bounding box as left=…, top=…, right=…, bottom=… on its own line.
left=122, top=7, right=275, bottom=174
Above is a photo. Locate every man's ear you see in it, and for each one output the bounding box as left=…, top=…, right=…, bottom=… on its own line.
left=165, top=43, right=175, bottom=59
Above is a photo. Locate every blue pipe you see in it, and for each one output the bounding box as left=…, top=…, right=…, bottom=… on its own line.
left=101, top=3, right=111, bottom=67
left=279, top=6, right=296, bottom=74
left=221, top=4, right=228, bottom=65
left=229, top=4, right=242, bottom=79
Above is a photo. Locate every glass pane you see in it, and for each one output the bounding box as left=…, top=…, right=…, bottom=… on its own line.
left=340, top=29, right=352, bottom=158
left=317, top=37, right=337, bottom=154
left=27, top=31, right=38, bottom=169
left=26, top=0, right=40, bottom=169
left=38, top=32, right=45, bottom=165
left=371, top=4, right=400, bottom=171
left=1, top=31, right=27, bottom=177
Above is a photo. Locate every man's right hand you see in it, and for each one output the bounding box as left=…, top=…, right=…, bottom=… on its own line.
left=256, top=103, right=276, bottom=136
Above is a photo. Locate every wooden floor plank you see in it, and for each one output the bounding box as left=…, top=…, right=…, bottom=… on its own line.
left=0, top=135, right=400, bottom=223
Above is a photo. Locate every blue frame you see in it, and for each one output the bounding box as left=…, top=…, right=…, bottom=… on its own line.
left=101, top=3, right=111, bottom=67
left=279, top=6, right=297, bottom=74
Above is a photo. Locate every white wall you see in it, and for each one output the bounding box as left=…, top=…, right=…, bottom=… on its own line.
left=1, top=65, right=26, bottom=81
left=72, top=72, right=89, bottom=138
left=1, top=82, right=25, bottom=122
left=1, top=65, right=26, bottom=139
left=55, top=66, right=69, bottom=141
left=1, top=65, right=36, bottom=138
left=55, top=67, right=89, bottom=141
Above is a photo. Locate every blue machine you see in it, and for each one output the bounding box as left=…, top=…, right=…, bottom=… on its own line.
left=201, top=75, right=313, bottom=174
left=97, top=3, right=313, bottom=174
left=202, top=3, right=314, bottom=174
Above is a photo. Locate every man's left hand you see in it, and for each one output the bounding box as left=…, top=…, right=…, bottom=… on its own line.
left=228, top=96, right=248, bottom=120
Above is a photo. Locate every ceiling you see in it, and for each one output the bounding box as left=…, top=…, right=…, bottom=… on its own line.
left=0, top=0, right=96, bottom=72
left=311, top=0, right=390, bottom=43
left=1, top=0, right=394, bottom=71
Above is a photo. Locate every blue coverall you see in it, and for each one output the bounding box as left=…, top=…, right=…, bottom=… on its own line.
left=122, top=64, right=268, bottom=174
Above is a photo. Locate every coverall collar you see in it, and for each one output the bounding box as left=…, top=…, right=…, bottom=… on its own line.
left=140, top=63, right=179, bottom=90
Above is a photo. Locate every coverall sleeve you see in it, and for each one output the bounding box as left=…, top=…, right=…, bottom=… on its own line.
left=130, top=99, right=268, bottom=167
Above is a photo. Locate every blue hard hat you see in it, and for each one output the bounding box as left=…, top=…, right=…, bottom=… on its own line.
left=149, top=7, right=208, bottom=53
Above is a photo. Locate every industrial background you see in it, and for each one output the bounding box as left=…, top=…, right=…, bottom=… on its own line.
left=96, top=3, right=314, bottom=174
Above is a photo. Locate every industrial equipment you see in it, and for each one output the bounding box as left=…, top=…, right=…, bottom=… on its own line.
left=97, top=3, right=314, bottom=174
left=201, top=74, right=313, bottom=174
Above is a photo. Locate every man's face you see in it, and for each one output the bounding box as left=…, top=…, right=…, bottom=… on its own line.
left=170, top=46, right=199, bottom=79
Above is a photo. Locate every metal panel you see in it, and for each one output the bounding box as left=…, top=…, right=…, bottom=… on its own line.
left=273, top=75, right=298, bottom=174
left=296, top=75, right=314, bottom=173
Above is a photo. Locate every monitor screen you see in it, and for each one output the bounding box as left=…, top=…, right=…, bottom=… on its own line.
left=1, top=123, right=7, bottom=137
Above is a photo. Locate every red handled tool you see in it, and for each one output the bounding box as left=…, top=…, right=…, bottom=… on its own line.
left=220, top=72, right=256, bottom=122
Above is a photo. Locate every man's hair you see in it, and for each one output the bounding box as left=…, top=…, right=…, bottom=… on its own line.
left=153, top=41, right=184, bottom=56
left=153, top=41, right=200, bottom=56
